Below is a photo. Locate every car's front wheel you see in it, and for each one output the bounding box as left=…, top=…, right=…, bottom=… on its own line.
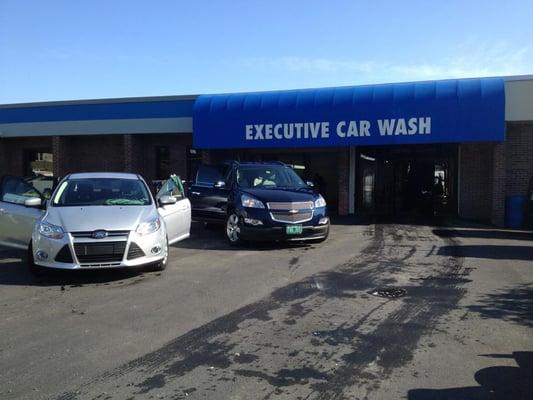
left=226, top=213, right=244, bottom=246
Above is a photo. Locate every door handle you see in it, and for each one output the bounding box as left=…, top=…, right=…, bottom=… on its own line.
left=191, top=192, right=200, bottom=195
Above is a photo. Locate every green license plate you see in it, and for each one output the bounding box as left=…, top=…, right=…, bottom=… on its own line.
left=286, top=225, right=303, bottom=235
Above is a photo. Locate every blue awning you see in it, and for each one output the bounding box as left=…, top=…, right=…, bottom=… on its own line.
left=193, top=77, right=505, bottom=149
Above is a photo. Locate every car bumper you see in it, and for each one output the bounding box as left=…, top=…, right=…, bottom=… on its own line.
left=31, top=229, right=167, bottom=270
left=240, top=222, right=329, bottom=242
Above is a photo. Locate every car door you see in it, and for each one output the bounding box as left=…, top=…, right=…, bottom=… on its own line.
left=188, top=165, right=229, bottom=222
left=0, top=176, right=45, bottom=249
left=156, top=175, right=191, bottom=245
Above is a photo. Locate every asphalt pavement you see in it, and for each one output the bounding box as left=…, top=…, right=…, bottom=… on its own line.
left=0, top=219, right=532, bottom=400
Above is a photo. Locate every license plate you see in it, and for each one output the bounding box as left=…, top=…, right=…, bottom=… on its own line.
left=286, top=225, right=303, bottom=235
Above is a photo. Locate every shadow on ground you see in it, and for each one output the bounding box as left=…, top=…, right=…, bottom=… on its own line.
left=0, top=247, right=153, bottom=287
left=434, top=228, right=533, bottom=241
left=408, top=351, right=533, bottom=400
left=171, top=222, right=318, bottom=252
left=437, top=245, right=533, bottom=262
left=466, top=283, right=533, bottom=328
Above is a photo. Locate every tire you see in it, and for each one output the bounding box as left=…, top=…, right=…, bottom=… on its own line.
left=27, top=242, right=46, bottom=276
left=225, top=212, right=244, bottom=246
left=152, top=238, right=169, bottom=271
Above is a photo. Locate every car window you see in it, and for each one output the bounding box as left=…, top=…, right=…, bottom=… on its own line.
left=52, top=178, right=151, bottom=206
left=196, top=166, right=225, bottom=186
left=236, top=166, right=307, bottom=189
left=1, top=176, right=41, bottom=205
left=25, top=176, right=55, bottom=199
left=156, top=175, right=185, bottom=200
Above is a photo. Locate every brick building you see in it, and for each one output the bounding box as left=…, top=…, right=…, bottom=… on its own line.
left=1, top=76, right=532, bottom=226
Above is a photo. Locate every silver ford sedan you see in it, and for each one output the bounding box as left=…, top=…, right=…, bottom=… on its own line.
left=0, top=172, right=191, bottom=274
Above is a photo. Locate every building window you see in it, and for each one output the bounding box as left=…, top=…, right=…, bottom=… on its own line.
left=155, top=146, right=170, bottom=180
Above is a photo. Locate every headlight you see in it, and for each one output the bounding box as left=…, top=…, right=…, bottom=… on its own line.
left=241, top=194, right=265, bottom=208
left=38, top=221, right=65, bottom=239
left=136, top=218, right=161, bottom=235
left=314, top=195, right=327, bottom=208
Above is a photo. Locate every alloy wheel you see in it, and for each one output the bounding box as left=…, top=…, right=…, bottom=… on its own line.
left=226, top=214, right=241, bottom=242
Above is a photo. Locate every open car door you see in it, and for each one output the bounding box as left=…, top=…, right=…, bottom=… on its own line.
left=0, top=176, right=46, bottom=249
left=156, top=175, right=191, bottom=245
left=188, top=164, right=229, bottom=222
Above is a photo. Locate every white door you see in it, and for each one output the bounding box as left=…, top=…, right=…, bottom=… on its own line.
left=156, top=176, right=191, bottom=245
left=0, top=176, right=45, bottom=249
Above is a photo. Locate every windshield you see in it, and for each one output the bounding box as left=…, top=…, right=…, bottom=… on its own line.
left=52, top=178, right=151, bottom=207
left=236, top=165, right=308, bottom=189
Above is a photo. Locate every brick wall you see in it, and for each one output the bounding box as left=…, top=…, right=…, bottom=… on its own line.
left=459, top=124, right=533, bottom=226
left=59, top=135, right=125, bottom=174
left=491, top=142, right=506, bottom=226
left=458, top=142, right=493, bottom=220
left=53, top=136, right=68, bottom=177
left=52, top=133, right=191, bottom=182
left=337, top=148, right=350, bottom=216
left=505, top=123, right=533, bottom=196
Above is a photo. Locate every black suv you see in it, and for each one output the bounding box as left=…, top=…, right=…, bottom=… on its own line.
left=188, top=161, right=330, bottom=244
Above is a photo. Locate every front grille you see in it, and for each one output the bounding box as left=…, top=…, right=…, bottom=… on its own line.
left=270, top=211, right=313, bottom=224
left=127, top=242, right=145, bottom=260
left=55, top=245, right=73, bottom=263
left=267, top=201, right=314, bottom=224
left=267, top=201, right=314, bottom=210
left=70, top=230, right=130, bottom=238
left=73, top=241, right=127, bottom=264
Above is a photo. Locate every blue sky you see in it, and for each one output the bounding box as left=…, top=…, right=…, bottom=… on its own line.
left=1, top=0, right=532, bottom=103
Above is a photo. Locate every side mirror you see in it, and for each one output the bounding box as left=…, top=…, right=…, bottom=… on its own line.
left=24, top=197, right=42, bottom=208
left=306, top=181, right=315, bottom=187
left=213, top=181, right=226, bottom=189
left=158, top=195, right=177, bottom=206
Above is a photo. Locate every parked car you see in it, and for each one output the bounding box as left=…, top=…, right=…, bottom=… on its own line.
left=188, top=161, right=330, bottom=245
left=0, top=172, right=191, bottom=274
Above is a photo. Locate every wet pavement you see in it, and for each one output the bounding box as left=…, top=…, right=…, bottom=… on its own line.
left=0, top=220, right=532, bottom=399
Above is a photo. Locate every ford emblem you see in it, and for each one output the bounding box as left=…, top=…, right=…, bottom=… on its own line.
left=92, top=230, right=108, bottom=239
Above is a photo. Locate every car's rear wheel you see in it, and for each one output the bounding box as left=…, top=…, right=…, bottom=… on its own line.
left=226, top=213, right=243, bottom=246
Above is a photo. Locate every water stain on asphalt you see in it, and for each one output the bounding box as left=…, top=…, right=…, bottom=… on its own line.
left=233, top=353, right=259, bottom=364
left=57, top=224, right=470, bottom=400
left=235, top=367, right=329, bottom=387
left=136, top=373, right=166, bottom=393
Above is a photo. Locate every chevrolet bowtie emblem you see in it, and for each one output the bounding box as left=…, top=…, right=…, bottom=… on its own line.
left=288, top=209, right=298, bottom=214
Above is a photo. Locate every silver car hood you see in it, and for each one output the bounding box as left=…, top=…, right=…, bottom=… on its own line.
left=44, top=205, right=156, bottom=232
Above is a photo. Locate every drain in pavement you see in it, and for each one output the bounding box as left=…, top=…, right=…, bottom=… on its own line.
left=370, top=287, right=407, bottom=298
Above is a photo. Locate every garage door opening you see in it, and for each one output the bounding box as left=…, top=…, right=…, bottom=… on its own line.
left=356, top=144, right=458, bottom=217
